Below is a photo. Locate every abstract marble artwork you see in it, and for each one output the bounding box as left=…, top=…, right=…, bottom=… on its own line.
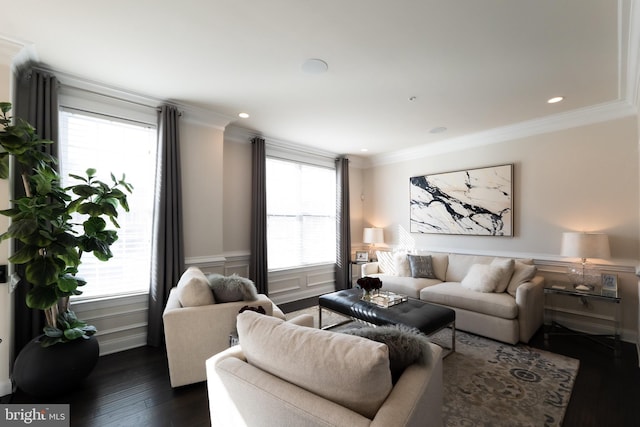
left=410, top=164, right=513, bottom=236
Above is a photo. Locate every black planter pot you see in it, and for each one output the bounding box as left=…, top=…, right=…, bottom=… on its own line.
left=13, top=335, right=99, bottom=397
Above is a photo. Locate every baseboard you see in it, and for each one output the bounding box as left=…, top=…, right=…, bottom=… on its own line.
left=0, top=377, right=12, bottom=398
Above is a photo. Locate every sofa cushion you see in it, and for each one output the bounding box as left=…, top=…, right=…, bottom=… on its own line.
left=407, top=254, right=436, bottom=279
left=393, top=251, right=411, bottom=277
left=421, top=282, right=518, bottom=320
left=176, top=267, right=216, bottom=307
left=413, top=251, right=449, bottom=281
left=376, top=250, right=396, bottom=275
left=507, top=261, right=538, bottom=297
left=370, top=274, right=441, bottom=299
left=236, top=311, right=392, bottom=419
left=207, top=273, right=258, bottom=302
left=445, top=254, right=496, bottom=282
left=491, top=258, right=515, bottom=293
left=461, top=264, right=500, bottom=292
left=342, top=324, right=433, bottom=383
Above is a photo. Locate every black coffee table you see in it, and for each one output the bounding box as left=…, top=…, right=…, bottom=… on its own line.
left=319, top=288, right=456, bottom=356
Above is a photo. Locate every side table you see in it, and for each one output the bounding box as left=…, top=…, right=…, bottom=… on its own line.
left=544, top=281, right=621, bottom=356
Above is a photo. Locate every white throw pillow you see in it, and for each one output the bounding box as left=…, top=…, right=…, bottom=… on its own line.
left=176, top=267, right=216, bottom=307
left=507, top=262, right=538, bottom=296
left=491, top=258, right=515, bottom=293
left=376, top=251, right=396, bottom=275
left=393, top=251, right=411, bottom=277
left=461, top=264, right=498, bottom=292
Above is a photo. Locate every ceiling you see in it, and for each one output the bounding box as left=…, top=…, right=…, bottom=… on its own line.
left=0, top=0, right=632, bottom=158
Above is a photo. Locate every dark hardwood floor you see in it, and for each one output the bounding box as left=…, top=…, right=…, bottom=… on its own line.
left=4, top=318, right=639, bottom=426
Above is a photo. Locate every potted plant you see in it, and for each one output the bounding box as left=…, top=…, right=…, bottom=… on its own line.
left=0, top=101, right=133, bottom=396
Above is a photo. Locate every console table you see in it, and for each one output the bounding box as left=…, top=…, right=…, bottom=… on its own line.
left=544, top=281, right=621, bottom=356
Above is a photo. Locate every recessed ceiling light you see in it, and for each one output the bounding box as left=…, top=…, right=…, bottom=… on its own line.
left=547, top=96, right=564, bottom=104
left=238, top=112, right=250, bottom=119
left=429, top=127, right=447, bottom=134
left=360, top=148, right=369, bottom=152
left=301, top=58, right=328, bottom=74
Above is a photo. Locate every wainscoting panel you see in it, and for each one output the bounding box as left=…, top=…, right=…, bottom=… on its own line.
left=72, top=292, right=149, bottom=356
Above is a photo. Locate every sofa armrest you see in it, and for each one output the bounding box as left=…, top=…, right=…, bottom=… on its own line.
left=515, top=275, right=545, bottom=343
left=287, top=313, right=314, bottom=328
left=163, top=291, right=274, bottom=387
left=361, top=261, right=380, bottom=276
left=371, top=343, right=443, bottom=427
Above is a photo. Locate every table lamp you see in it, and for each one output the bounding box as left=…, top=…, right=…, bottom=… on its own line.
left=363, top=227, right=384, bottom=261
left=560, top=232, right=610, bottom=291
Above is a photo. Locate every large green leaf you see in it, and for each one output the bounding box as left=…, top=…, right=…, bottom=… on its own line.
left=26, top=284, right=59, bottom=310
left=7, top=218, right=38, bottom=239
left=57, top=274, right=81, bottom=292
left=8, top=244, right=39, bottom=264
left=25, top=256, right=65, bottom=286
left=84, top=216, right=106, bottom=235
left=77, top=202, right=104, bottom=216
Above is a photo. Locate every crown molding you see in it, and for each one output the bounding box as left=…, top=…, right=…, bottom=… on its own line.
left=0, top=34, right=36, bottom=68
left=367, top=99, right=636, bottom=167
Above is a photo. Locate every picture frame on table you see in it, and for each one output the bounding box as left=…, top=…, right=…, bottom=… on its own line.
left=601, top=273, right=618, bottom=297
left=355, top=251, right=369, bottom=263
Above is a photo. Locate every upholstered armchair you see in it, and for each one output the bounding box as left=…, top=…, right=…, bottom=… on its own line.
left=163, top=267, right=285, bottom=387
left=207, top=311, right=443, bottom=427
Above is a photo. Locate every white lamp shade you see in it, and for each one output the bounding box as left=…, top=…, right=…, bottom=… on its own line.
left=561, top=232, right=610, bottom=259
left=363, top=227, right=384, bottom=244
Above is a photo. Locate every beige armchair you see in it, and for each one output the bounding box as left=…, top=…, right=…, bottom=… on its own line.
left=163, top=267, right=285, bottom=387
left=206, top=311, right=443, bottom=427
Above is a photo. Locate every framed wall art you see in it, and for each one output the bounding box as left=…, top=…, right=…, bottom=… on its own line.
left=409, top=164, right=513, bottom=236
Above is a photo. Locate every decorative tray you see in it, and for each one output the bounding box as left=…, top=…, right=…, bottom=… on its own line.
left=368, top=291, right=408, bottom=308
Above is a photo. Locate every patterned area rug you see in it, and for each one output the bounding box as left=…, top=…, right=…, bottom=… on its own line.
left=288, top=307, right=579, bottom=427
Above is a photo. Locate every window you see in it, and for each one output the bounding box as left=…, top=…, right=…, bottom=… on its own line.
left=59, top=109, right=157, bottom=299
left=266, top=157, right=336, bottom=270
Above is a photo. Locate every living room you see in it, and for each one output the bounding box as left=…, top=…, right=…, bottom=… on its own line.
left=0, top=1, right=639, bottom=426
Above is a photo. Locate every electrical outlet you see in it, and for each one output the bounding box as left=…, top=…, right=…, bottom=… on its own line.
left=0, top=265, right=6, bottom=283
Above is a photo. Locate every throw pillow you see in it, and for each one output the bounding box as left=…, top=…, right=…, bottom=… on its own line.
left=393, top=251, right=411, bottom=277
left=376, top=251, right=396, bottom=275
left=176, top=267, right=216, bottom=307
left=342, top=324, right=433, bottom=383
left=207, top=273, right=258, bottom=302
left=237, top=311, right=392, bottom=419
left=507, top=262, right=538, bottom=297
left=407, top=254, right=436, bottom=279
left=491, top=258, right=515, bottom=293
left=461, top=263, right=501, bottom=293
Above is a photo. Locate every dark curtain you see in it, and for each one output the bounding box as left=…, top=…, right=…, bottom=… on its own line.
left=335, top=157, right=351, bottom=290
left=249, top=137, right=268, bottom=294
left=13, top=66, right=58, bottom=354
left=147, top=105, right=184, bottom=347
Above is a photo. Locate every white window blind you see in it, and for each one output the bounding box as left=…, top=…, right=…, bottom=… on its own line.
left=266, top=157, right=336, bottom=270
left=59, top=109, right=157, bottom=299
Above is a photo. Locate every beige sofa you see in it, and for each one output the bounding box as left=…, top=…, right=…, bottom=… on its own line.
left=361, top=251, right=544, bottom=344
left=163, top=267, right=286, bottom=387
left=207, top=311, right=443, bottom=427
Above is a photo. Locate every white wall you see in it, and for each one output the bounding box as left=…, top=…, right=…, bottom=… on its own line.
left=181, top=120, right=225, bottom=261
left=363, top=116, right=640, bottom=340
left=0, top=37, right=22, bottom=397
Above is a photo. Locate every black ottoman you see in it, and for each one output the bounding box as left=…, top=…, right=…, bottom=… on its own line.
left=319, top=288, right=456, bottom=356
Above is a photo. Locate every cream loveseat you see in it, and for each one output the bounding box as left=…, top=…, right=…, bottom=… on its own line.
left=207, top=311, right=443, bottom=427
left=163, top=267, right=286, bottom=387
left=361, top=251, right=544, bottom=344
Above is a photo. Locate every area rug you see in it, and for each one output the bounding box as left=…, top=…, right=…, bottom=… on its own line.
left=287, top=307, right=579, bottom=427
